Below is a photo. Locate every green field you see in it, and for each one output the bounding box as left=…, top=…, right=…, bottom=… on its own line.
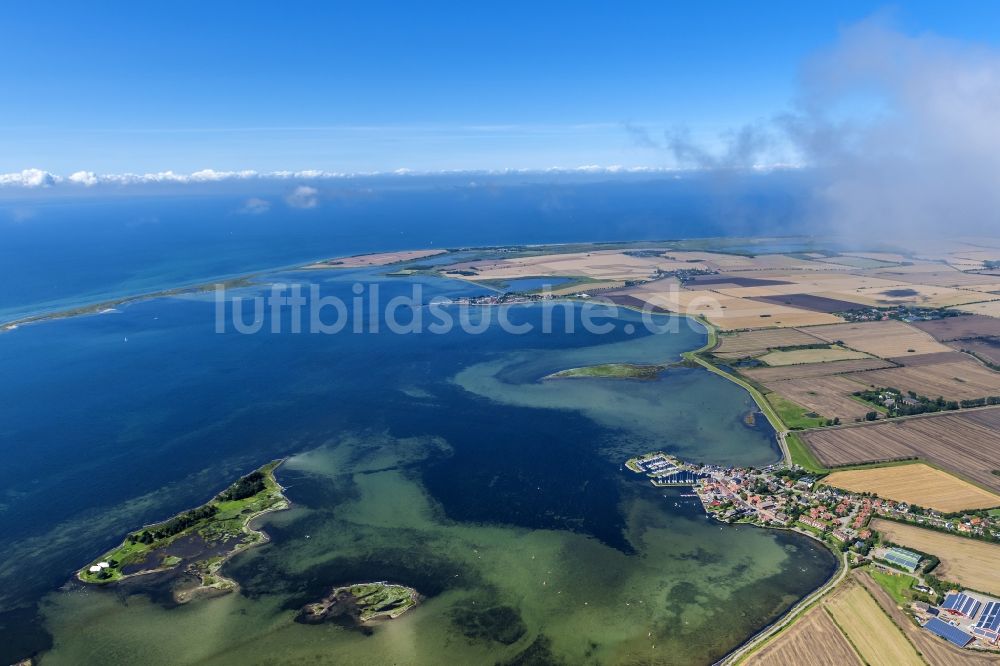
left=785, top=432, right=829, bottom=474
left=765, top=393, right=827, bottom=430
left=869, top=568, right=915, bottom=605
left=78, top=461, right=286, bottom=584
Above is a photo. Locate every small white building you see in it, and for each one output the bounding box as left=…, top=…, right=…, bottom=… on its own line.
left=88, top=565, right=102, bottom=573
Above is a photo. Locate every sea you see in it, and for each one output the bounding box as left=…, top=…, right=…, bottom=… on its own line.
left=0, top=175, right=837, bottom=665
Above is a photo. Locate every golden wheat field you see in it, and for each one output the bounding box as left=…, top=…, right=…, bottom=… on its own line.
left=746, top=605, right=861, bottom=666
left=758, top=347, right=871, bottom=366
left=823, top=582, right=924, bottom=666
left=823, top=464, right=1000, bottom=512
left=805, top=320, right=952, bottom=359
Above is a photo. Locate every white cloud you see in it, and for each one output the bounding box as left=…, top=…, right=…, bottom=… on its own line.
left=0, top=165, right=700, bottom=190
left=68, top=171, right=99, bottom=186
left=0, top=168, right=59, bottom=188
left=285, top=185, right=319, bottom=209
left=237, top=197, right=272, bottom=215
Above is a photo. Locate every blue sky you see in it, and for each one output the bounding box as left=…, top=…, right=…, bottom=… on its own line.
left=3, top=1, right=1000, bottom=175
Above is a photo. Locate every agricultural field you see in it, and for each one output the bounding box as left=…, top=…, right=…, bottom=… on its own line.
left=740, top=358, right=894, bottom=382
left=713, top=328, right=825, bottom=356
left=763, top=376, right=873, bottom=423
left=849, top=284, right=995, bottom=308
left=910, top=314, right=1000, bottom=342
left=746, top=293, right=862, bottom=313
left=682, top=275, right=794, bottom=290
left=856, top=571, right=999, bottom=666
left=871, top=519, right=1000, bottom=596
left=623, top=285, right=842, bottom=329
left=441, top=249, right=707, bottom=281
left=805, top=320, right=952, bottom=359
left=951, top=338, right=1000, bottom=366
left=663, top=251, right=823, bottom=272
left=802, top=408, right=1000, bottom=492
left=823, top=579, right=924, bottom=666
left=868, top=262, right=1000, bottom=287
left=954, top=300, right=1000, bottom=318
left=889, top=350, right=968, bottom=367
left=823, top=463, right=1000, bottom=512
left=747, top=572, right=931, bottom=666
left=746, top=604, right=862, bottom=666
left=757, top=346, right=871, bottom=366
left=849, top=357, right=1000, bottom=401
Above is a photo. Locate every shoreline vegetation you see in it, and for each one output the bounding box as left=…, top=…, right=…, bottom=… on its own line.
left=77, top=460, right=289, bottom=603
left=297, top=582, right=420, bottom=625
left=544, top=363, right=666, bottom=380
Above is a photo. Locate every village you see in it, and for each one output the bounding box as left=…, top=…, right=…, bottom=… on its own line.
left=627, top=451, right=1000, bottom=652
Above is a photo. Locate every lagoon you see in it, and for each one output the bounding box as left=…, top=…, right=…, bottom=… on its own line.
left=0, top=265, right=836, bottom=664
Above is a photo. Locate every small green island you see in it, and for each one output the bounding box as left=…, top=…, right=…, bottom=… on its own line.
left=78, top=460, right=289, bottom=602
left=298, top=582, right=420, bottom=625
left=544, top=363, right=664, bottom=380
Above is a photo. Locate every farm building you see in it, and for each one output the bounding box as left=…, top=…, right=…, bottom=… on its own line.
left=923, top=617, right=974, bottom=648
left=942, top=591, right=982, bottom=619
left=882, top=547, right=922, bottom=572
left=973, top=601, right=1000, bottom=642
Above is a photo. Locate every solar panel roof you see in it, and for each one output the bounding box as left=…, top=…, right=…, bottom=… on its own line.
left=924, top=618, right=974, bottom=648
left=976, top=602, right=1000, bottom=631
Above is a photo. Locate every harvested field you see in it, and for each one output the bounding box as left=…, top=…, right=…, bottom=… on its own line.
left=848, top=284, right=997, bottom=308
left=714, top=328, right=825, bottom=355
left=850, top=358, right=1000, bottom=401
left=441, top=250, right=708, bottom=282
left=824, top=464, right=1000, bottom=512
left=740, top=358, right=895, bottom=382
left=870, top=519, right=1000, bottom=596
left=623, top=286, right=843, bottom=329
left=547, top=280, right=624, bottom=296
left=813, top=255, right=899, bottom=269
left=910, top=314, right=1000, bottom=342
left=855, top=570, right=997, bottom=666
left=758, top=347, right=871, bottom=366
left=684, top=275, right=793, bottom=288
left=305, top=248, right=446, bottom=268
left=805, top=320, right=952, bottom=358
left=664, top=251, right=822, bottom=272
left=765, top=376, right=872, bottom=422
left=802, top=408, right=1000, bottom=492
left=841, top=252, right=912, bottom=263
left=950, top=338, right=1000, bottom=366
left=867, top=260, right=1000, bottom=283
left=747, top=293, right=862, bottom=313
left=890, top=351, right=968, bottom=366
left=824, top=580, right=924, bottom=666
left=954, top=300, right=1000, bottom=318
left=747, top=604, right=861, bottom=666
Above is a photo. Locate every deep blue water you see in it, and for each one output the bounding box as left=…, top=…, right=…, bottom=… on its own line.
left=0, top=176, right=838, bottom=663
left=0, top=173, right=813, bottom=321
left=0, top=264, right=799, bottom=662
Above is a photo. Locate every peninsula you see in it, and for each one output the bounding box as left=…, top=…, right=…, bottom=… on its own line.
left=78, top=461, right=289, bottom=602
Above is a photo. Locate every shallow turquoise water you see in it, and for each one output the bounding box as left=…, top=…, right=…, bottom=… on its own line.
left=0, top=267, right=835, bottom=664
